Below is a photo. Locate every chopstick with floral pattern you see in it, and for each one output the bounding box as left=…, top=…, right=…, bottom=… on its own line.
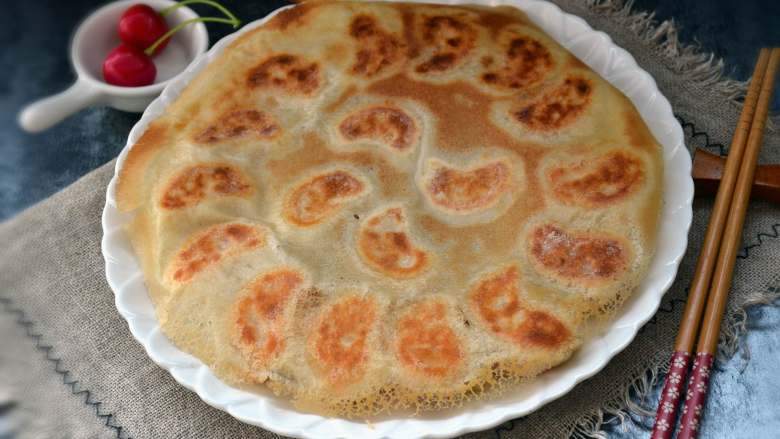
left=651, top=47, right=780, bottom=439
left=676, top=47, right=780, bottom=439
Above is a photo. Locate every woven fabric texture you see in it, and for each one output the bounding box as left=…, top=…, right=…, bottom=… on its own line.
left=2, top=1, right=779, bottom=438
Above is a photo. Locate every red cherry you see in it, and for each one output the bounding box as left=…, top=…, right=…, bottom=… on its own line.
left=102, top=43, right=157, bottom=87
left=118, top=4, right=170, bottom=56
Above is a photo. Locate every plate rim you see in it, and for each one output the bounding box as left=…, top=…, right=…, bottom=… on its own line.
left=101, top=1, right=693, bottom=437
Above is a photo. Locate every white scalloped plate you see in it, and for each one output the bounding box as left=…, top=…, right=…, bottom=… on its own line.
left=101, top=1, right=692, bottom=437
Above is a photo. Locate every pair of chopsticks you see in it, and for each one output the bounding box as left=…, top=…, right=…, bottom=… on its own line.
left=651, top=47, right=780, bottom=439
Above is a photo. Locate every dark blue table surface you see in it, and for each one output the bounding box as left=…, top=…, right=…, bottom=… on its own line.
left=1, top=1, right=779, bottom=438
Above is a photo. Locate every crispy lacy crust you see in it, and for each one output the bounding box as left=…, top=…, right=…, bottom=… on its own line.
left=117, top=1, right=664, bottom=418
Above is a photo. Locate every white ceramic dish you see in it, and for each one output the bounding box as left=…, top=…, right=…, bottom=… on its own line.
left=19, top=0, right=208, bottom=133
left=101, top=1, right=693, bottom=437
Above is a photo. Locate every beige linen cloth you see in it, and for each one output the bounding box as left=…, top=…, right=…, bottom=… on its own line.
left=2, top=1, right=779, bottom=438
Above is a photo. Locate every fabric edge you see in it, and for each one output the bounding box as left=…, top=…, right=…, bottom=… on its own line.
left=568, top=278, right=779, bottom=439
left=580, top=0, right=777, bottom=129
left=562, top=2, right=780, bottom=436
left=0, top=296, right=128, bottom=439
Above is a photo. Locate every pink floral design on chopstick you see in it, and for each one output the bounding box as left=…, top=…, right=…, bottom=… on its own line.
left=651, top=350, right=691, bottom=439
left=677, top=352, right=714, bottom=439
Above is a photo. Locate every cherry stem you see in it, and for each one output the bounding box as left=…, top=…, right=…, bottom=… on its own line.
left=160, top=0, right=239, bottom=25
left=144, top=16, right=239, bottom=56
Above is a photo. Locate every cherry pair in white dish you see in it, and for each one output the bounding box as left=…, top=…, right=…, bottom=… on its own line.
left=19, top=0, right=208, bottom=133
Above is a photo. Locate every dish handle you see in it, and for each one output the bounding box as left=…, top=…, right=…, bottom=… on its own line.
left=18, top=80, right=103, bottom=133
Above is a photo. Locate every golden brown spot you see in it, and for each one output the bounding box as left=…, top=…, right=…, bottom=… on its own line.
left=518, top=310, right=571, bottom=348
left=471, top=266, right=522, bottom=337
left=476, top=9, right=524, bottom=38
left=339, top=106, right=417, bottom=151
left=425, top=160, right=511, bottom=213
left=420, top=53, right=456, bottom=72
left=548, top=150, right=644, bottom=206
left=194, top=109, right=280, bottom=144
left=481, top=36, right=553, bottom=89
left=357, top=207, right=428, bottom=278
left=312, top=296, right=376, bottom=386
left=470, top=266, right=570, bottom=348
left=266, top=3, right=313, bottom=30
left=397, top=299, right=462, bottom=378
left=416, top=16, right=476, bottom=73
left=247, top=54, right=320, bottom=95
left=513, top=76, right=593, bottom=131
left=160, top=165, right=251, bottom=210
left=530, top=224, right=628, bottom=280
left=349, top=15, right=405, bottom=77
left=234, top=269, right=303, bottom=364
left=284, top=170, right=365, bottom=226
left=170, top=223, right=265, bottom=284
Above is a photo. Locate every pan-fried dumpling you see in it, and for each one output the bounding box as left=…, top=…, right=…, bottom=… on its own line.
left=116, top=1, right=663, bottom=417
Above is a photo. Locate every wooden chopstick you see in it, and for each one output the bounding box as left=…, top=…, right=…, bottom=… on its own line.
left=650, top=48, right=777, bottom=439
left=676, top=47, right=780, bottom=439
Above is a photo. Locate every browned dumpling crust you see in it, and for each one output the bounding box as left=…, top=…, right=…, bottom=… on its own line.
left=116, top=1, right=663, bottom=417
